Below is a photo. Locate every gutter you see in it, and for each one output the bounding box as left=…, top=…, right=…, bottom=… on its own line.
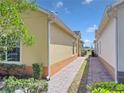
left=39, top=8, right=78, bottom=39
left=96, top=1, right=123, bottom=40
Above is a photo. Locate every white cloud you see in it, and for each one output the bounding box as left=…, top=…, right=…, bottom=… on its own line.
left=53, top=1, right=70, bottom=15
left=85, top=40, right=91, bottom=43
left=82, top=0, right=94, bottom=4
left=84, top=40, right=93, bottom=47
left=86, top=24, right=97, bottom=32
left=56, top=1, right=64, bottom=8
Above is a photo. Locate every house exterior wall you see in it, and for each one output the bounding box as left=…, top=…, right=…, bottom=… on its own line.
left=117, top=4, right=124, bottom=72
left=95, top=2, right=124, bottom=83
left=50, top=23, right=77, bottom=65
left=20, top=10, right=81, bottom=76
left=97, top=18, right=116, bottom=69
left=21, top=11, right=48, bottom=67
left=116, top=4, right=124, bottom=83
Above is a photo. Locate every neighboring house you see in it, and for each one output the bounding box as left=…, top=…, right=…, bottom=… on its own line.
left=73, top=31, right=83, bottom=56
left=0, top=8, right=82, bottom=79
left=95, top=1, right=124, bottom=83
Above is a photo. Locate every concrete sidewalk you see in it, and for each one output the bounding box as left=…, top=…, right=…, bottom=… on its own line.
left=48, top=57, right=85, bottom=93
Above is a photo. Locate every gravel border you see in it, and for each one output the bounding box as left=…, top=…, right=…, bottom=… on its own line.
left=68, top=58, right=89, bottom=93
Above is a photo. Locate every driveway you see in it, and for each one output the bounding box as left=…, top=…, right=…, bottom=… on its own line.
left=48, top=57, right=85, bottom=93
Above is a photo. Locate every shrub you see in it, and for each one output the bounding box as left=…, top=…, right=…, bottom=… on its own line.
left=2, top=76, right=48, bottom=93
left=87, top=82, right=124, bottom=93
left=90, top=88, right=110, bottom=93
left=15, top=71, right=32, bottom=79
left=0, top=63, right=30, bottom=79
left=32, top=63, right=43, bottom=79
left=81, top=50, right=87, bottom=56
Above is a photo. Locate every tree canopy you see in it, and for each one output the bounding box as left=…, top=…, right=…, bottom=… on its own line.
left=0, top=0, right=37, bottom=51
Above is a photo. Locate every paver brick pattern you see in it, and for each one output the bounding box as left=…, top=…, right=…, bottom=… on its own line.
left=87, top=57, right=113, bottom=84
left=48, top=57, right=85, bottom=93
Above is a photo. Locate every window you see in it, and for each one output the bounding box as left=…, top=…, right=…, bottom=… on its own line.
left=0, top=43, right=20, bottom=62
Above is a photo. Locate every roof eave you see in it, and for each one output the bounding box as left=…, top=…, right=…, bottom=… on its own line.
left=38, top=7, right=79, bottom=39
left=96, top=1, right=123, bottom=39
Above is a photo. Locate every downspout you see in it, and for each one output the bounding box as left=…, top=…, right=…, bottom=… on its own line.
left=115, top=13, right=118, bottom=83
left=46, top=19, right=53, bottom=80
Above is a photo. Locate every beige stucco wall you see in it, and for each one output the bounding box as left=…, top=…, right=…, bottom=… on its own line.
left=117, top=4, right=124, bottom=71
left=21, top=11, right=48, bottom=66
left=97, top=18, right=116, bottom=68
left=50, top=23, right=77, bottom=64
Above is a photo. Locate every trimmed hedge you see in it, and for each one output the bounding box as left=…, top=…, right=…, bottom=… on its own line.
left=32, top=63, right=43, bottom=79
left=0, top=63, right=44, bottom=79
left=81, top=50, right=87, bottom=56
left=0, top=63, right=31, bottom=79
left=87, top=82, right=124, bottom=93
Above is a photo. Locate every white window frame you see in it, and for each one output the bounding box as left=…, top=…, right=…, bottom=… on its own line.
left=0, top=42, right=22, bottom=64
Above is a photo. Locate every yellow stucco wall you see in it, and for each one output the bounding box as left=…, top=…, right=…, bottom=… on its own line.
left=21, top=11, right=48, bottom=66
left=50, top=23, right=77, bottom=64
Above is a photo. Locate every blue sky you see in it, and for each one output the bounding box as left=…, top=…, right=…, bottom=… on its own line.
left=36, top=0, right=116, bottom=47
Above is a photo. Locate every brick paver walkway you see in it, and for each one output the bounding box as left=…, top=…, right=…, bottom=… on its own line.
left=87, top=57, right=113, bottom=84
left=48, top=57, right=85, bottom=93
left=86, top=57, right=113, bottom=92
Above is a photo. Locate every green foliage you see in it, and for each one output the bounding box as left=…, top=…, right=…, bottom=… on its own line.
left=0, top=0, right=37, bottom=52
left=32, top=63, right=43, bottom=79
left=90, top=88, right=110, bottom=93
left=87, top=82, right=124, bottom=93
left=0, top=63, right=25, bottom=68
left=14, top=0, right=38, bottom=12
left=81, top=49, right=87, bottom=56
left=115, top=84, right=124, bottom=90
left=2, top=76, right=48, bottom=93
